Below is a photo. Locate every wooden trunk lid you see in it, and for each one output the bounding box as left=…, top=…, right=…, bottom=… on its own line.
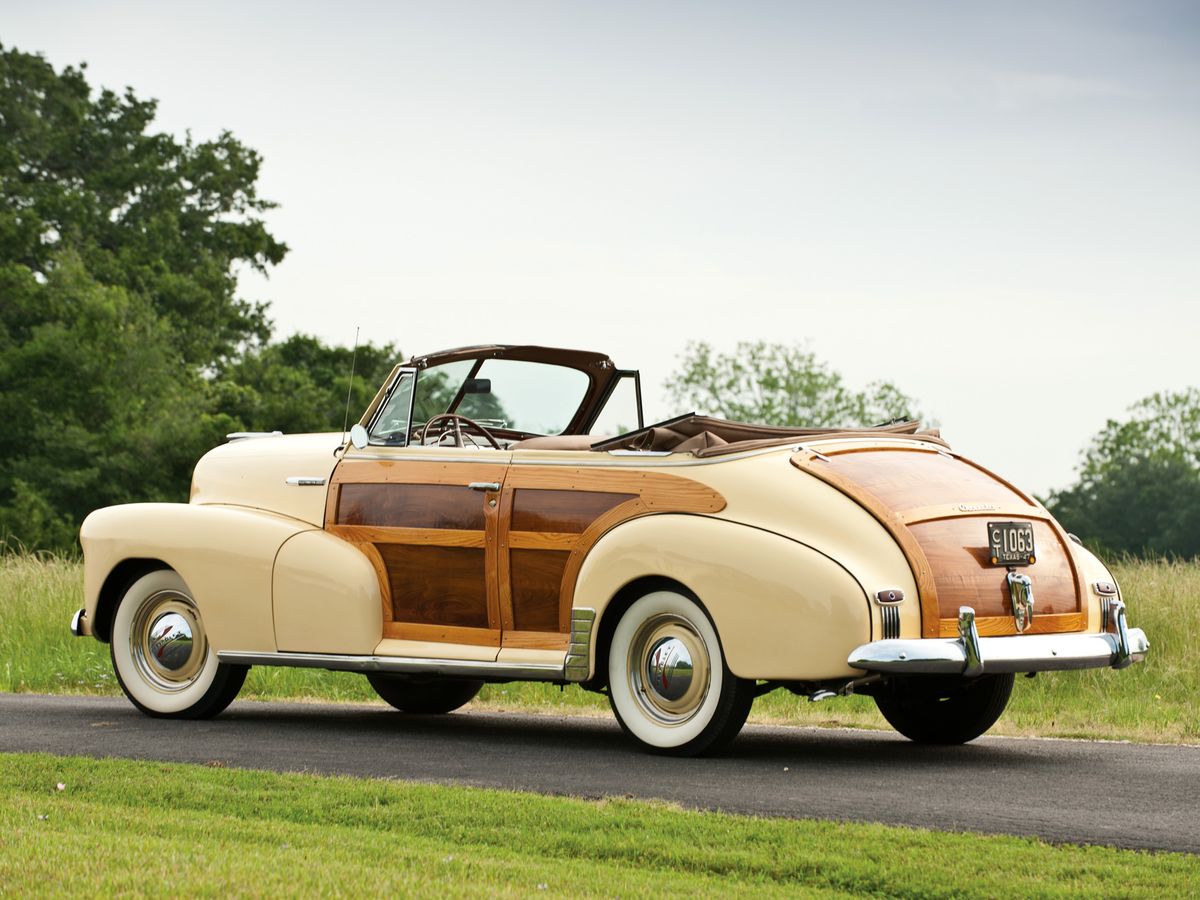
left=791, top=445, right=1085, bottom=638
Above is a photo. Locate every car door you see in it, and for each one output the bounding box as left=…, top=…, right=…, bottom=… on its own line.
left=324, top=369, right=511, bottom=653
left=327, top=455, right=509, bottom=650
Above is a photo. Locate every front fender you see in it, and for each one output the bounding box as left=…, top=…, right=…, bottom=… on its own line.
left=81, top=503, right=315, bottom=652
left=573, top=514, right=871, bottom=681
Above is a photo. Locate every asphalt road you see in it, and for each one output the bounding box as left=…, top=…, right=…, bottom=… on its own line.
left=2, top=693, right=1197, bottom=853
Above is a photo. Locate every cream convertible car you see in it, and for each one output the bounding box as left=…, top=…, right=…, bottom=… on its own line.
left=73, top=345, right=1149, bottom=755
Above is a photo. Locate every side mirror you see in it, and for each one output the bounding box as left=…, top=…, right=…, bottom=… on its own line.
left=349, top=423, right=369, bottom=450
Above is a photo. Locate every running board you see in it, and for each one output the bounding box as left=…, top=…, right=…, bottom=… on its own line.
left=217, top=650, right=567, bottom=682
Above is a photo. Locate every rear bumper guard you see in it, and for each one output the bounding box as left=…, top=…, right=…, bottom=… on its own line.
left=848, top=599, right=1149, bottom=677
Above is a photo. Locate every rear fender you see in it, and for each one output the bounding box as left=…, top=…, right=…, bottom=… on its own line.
left=572, top=514, right=871, bottom=681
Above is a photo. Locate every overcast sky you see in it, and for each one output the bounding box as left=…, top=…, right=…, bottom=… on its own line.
left=5, top=1, right=1198, bottom=494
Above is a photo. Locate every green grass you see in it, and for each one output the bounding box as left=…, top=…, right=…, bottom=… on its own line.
left=1, top=752, right=1196, bottom=897
left=2, top=554, right=1196, bottom=742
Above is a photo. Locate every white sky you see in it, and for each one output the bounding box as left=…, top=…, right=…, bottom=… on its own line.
left=5, top=1, right=1198, bottom=495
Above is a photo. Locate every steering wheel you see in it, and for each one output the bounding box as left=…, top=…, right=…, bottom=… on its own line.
left=418, top=413, right=502, bottom=450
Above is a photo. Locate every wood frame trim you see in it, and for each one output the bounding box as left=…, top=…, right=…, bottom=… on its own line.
left=507, top=531, right=579, bottom=551
left=383, top=621, right=501, bottom=646
left=327, top=525, right=486, bottom=548
left=501, top=630, right=571, bottom=650
left=936, top=611, right=1086, bottom=638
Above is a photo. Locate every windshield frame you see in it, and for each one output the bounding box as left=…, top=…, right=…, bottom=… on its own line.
left=357, top=345, right=641, bottom=440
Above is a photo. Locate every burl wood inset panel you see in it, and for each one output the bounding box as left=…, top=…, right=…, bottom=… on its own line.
left=510, top=489, right=635, bottom=534
left=337, top=483, right=485, bottom=530
left=825, top=449, right=1030, bottom=510
left=907, top=518, right=1079, bottom=621
left=509, top=548, right=571, bottom=631
left=376, top=544, right=490, bottom=629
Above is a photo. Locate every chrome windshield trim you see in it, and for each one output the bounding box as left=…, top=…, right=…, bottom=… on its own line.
left=217, top=650, right=566, bottom=681
left=848, top=627, right=1149, bottom=676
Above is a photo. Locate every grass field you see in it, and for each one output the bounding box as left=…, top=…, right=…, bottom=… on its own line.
left=2, top=752, right=1196, bottom=897
left=2, top=554, right=1196, bottom=743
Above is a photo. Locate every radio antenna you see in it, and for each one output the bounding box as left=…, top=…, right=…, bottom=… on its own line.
left=341, top=326, right=360, bottom=447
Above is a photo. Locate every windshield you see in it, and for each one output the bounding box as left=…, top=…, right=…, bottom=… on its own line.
left=414, top=358, right=591, bottom=435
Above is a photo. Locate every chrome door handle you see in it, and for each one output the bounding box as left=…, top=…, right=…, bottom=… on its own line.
left=468, top=482, right=501, bottom=492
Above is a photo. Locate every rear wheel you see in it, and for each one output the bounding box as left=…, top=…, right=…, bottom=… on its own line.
left=110, top=569, right=247, bottom=719
left=366, top=674, right=483, bottom=713
left=607, top=590, right=754, bottom=756
left=874, top=673, right=1014, bottom=744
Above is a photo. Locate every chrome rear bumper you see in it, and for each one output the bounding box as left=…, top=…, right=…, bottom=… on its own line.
left=849, top=599, right=1149, bottom=677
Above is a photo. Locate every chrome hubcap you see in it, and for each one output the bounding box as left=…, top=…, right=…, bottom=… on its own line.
left=149, top=613, right=193, bottom=671
left=130, top=591, right=206, bottom=692
left=628, top=615, right=710, bottom=724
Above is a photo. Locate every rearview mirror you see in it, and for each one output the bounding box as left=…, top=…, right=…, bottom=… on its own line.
left=463, top=378, right=492, bottom=395
left=349, top=423, right=369, bottom=449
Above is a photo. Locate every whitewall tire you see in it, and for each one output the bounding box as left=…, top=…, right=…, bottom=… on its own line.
left=607, top=590, right=754, bottom=756
left=110, top=569, right=247, bottom=718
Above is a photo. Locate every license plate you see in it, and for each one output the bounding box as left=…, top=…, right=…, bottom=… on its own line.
left=988, top=521, right=1035, bottom=566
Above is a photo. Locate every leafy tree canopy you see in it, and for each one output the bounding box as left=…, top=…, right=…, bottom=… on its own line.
left=1046, top=389, right=1200, bottom=558
left=0, top=42, right=286, bottom=364
left=0, top=46, right=400, bottom=552
left=215, top=334, right=400, bottom=436
left=665, top=340, right=921, bottom=428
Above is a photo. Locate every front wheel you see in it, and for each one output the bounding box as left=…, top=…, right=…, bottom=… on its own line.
left=874, top=673, right=1014, bottom=744
left=110, top=569, right=247, bottom=718
left=366, top=674, right=483, bottom=714
left=607, top=590, right=754, bottom=756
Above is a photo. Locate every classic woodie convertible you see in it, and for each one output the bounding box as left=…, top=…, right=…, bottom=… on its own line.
left=73, top=345, right=1149, bottom=755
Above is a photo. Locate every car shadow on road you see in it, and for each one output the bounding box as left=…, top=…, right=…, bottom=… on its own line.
left=215, top=700, right=1039, bottom=770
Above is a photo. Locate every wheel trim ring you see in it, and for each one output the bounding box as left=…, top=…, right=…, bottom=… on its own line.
left=129, top=590, right=208, bottom=693
left=627, top=614, right=711, bottom=725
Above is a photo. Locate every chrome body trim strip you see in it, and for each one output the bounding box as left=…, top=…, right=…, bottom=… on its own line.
left=848, top=623, right=1149, bottom=676
left=285, top=476, right=328, bottom=486
left=564, top=607, right=597, bottom=682
left=217, top=650, right=567, bottom=681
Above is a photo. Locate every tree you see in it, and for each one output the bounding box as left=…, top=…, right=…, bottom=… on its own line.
left=0, top=45, right=291, bottom=552
left=0, top=43, right=286, bottom=365
left=1046, top=389, right=1200, bottom=558
left=0, top=253, right=238, bottom=549
left=215, top=334, right=400, bottom=436
left=665, top=340, right=921, bottom=427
